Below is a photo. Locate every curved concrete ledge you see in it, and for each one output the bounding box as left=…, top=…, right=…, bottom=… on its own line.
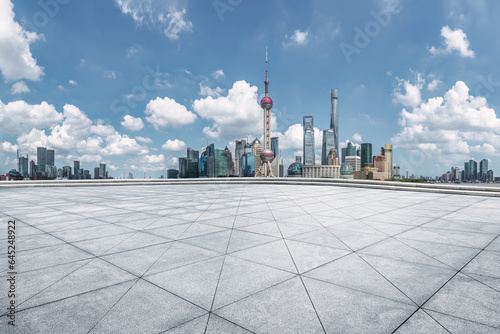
left=1, top=177, right=499, bottom=197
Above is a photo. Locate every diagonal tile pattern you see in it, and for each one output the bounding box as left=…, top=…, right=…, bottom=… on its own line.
left=0, top=183, right=499, bottom=333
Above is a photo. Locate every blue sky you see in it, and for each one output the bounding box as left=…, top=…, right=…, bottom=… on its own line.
left=1, top=0, right=500, bottom=178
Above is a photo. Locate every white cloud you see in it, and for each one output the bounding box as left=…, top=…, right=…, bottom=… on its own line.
left=135, top=136, right=152, bottom=143
left=283, top=29, right=309, bottom=47
left=145, top=96, right=197, bottom=128
left=427, top=79, right=441, bottom=91
left=66, top=154, right=103, bottom=164
left=193, top=80, right=262, bottom=140
left=393, top=74, right=425, bottom=108
left=213, top=69, right=224, bottom=79
left=11, top=81, right=30, bottom=94
left=0, top=0, right=44, bottom=81
left=125, top=154, right=166, bottom=172
left=352, top=133, right=363, bottom=142
left=126, top=46, right=139, bottom=57
left=104, top=71, right=117, bottom=79
left=162, top=139, right=186, bottom=152
left=121, top=115, right=144, bottom=131
left=115, top=0, right=192, bottom=40
left=0, top=141, right=17, bottom=153
left=68, top=80, right=78, bottom=86
left=0, top=100, right=63, bottom=134
left=58, top=85, right=65, bottom=90
left=392, top=81, right=500, bottom=166
left=102, top=133, right=148, bottom=156
left=429, top=26, right=475, bottom=58
left=272, top=123, right=322, bottom=153
left=199, top=84, right=226, bottom=98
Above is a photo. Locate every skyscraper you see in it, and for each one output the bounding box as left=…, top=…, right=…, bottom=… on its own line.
left=381, top=144, right=393, bottom=176
left=303, top=115, right=315, bottom=165
left=321, top=129, right=335, bottom=165
left=18, top=156, right=29, bottom=178
left=257, top=47, right=275, bottom=177
left=464, top=161, right=470, bottom=180
left=37, top=147, right=47, bottom=172
left=187, top=147, right=199, bottom=164
left=330, top=89, right=339, bottom=154
left=271, top=137, right=279, bottom=158
left=99, top=163, right=106, bottom=179
left=241, top=143, right=255, bottom=177
left=234, top=139, right=246, bottom=176
left=346, top=141, right=356, bottom=157
left=46, top=149, right=55, bottom=167
left=480, top=159, right=488, bottom=181
left=469, top=159, right=477, bottom=180
left=361, top=143, right=372, bottom=169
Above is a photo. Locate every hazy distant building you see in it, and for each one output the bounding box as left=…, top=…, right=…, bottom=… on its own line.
left=469, top=159, right=477, bottom=180
left=225, top=147, right=234, bottom=175
left=303, top=115, right=315, bottom=166
left=393, top=165, right=400, bottom=178
left=480, top=159, right=488, bottom=181
left=464, top=161, right=470, bottom=180
left=361, top=143, right=372, bottom=169
left=346, top=141, right=356, bottom=157
left=18, top=156, right=29, bottom=178
left=341, top=147, right=347, bottom=164
left=167, top=169, right=179, bottom=179
left=94, top=167, right=99, bottom=179
left=322, top=129, right=335, bottom=165
left=234, top=139, right=246, bottom=176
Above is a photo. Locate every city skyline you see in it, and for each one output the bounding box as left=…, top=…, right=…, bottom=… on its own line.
left=1, top=1, right=500, bottom=178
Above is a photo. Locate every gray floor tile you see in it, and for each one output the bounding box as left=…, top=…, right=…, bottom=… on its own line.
left=89, top=279, right=206, bottom=333
left=424, top=273, right=500, bottom=329
left=303, top=277, right=417, bottom=334
left=393, top=309, right=450, bottom=333
left=215, top=277, right=324, bottom=333
left=286, top=239, right=351, bottom=273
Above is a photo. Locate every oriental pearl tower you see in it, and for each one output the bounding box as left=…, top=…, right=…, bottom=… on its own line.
left=259, top=47, right=275, bottom=177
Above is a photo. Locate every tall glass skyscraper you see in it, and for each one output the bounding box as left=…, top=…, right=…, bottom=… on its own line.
left=241, top=143, right=255, bottom=177
left=469, top=159, right=477, bottom=180
left=330, top=89, right=339, bottom=154
left=480, top=159, right=488, bottom=181
left=346, top=141, right=356, bottom=157
left=303, top=115, right=315, bottom=165
left=464, top=161, right=470, bottom=180
left=321, top=129, right=335, bottom=165
left=37, top=147, right=47, bottom=171
left=361, top=143, right=372, bottom=169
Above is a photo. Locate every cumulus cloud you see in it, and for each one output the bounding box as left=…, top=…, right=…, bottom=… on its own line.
left=213, top=69, right=224, bottom=79
left=11, top=81, right=30, bottom=94
left=0, top=0, right=44, bottom=81
left=0, top=100, right=63, bottom=134
left=162, top=139, right=186, bottom=152
left=68, top=80, right=78, bottom=86
left=283, top=29, right=309, bottom=47
left=272, top=123, right=322, bottom=153
left=145, top=96, right=197, bottom=128
left=199, top=84, right=226, bottom=98
left=429, top=26, right=475, bottom=58
left=393, top=74, right=425, bottom=108
left=115, top=0, right=192, bottom=40
left=125, top=154, right=166, bottom=172
left=121, top=115, right=144, bottom=131
left=135, top=136, right=152, bottom=143
left=193, top=80, right=262, bottom=140
left=65, top=154, right=103, bottom=164
left=0, top=141, right=17, bottom=153
left=427, top=79, right=441, bottom=91
left=352, top=133, right=363, bottom=142
left=392, top=81, right=500, bottom=166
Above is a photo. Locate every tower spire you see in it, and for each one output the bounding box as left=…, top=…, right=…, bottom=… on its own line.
left=265, top=46, right=269, bottom=96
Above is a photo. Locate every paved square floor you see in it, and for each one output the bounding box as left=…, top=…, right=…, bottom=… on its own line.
left=1, top=184, right=499, bottom=333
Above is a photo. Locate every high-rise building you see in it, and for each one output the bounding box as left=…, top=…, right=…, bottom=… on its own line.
left=469, top=159, right=477, bottom=180
left=187, top=147, right=199, bottom=164
left=321, top=129, right=335, bottom=165
left=330, top=89, right=339, bottom=154
left=241, top=143, right=255, bottom=177
left=256, top=47, right=275, bottom=177
left=303, top=115, right=315, bottom=165
left=179, top=158, right=188, bottom=178
left=381, top=144, right=393, bottom=176
left=214, top=149, right=228, bottom=177
left=373, top=155, right=387, bottom=172
left=251, top=138, right=264, bottom=175
left=99, top=163, right=106, bottom=179
left=346, top=142, right=356, bottom=157
left=234, top=139, right=246, bottom=176
left=326, top=149, right=339, bottom=165
left=361, top=143, right=372, bottom=169
left=37, top=147, right=47, bottom=172
left=46, top=149, right=55, bottom=167
left=225, top=147, right=234, bottom=175
left=18, top=156, right=29, bottom=178
left=271, top=137, right=279, bottom=158
left=464, top=162, right=470, bottom=180
left=480, top=159, right=488, bottom=181
left=341, top=147, right=347, bottom=164
left=167, top=169, right=179, bottom=179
